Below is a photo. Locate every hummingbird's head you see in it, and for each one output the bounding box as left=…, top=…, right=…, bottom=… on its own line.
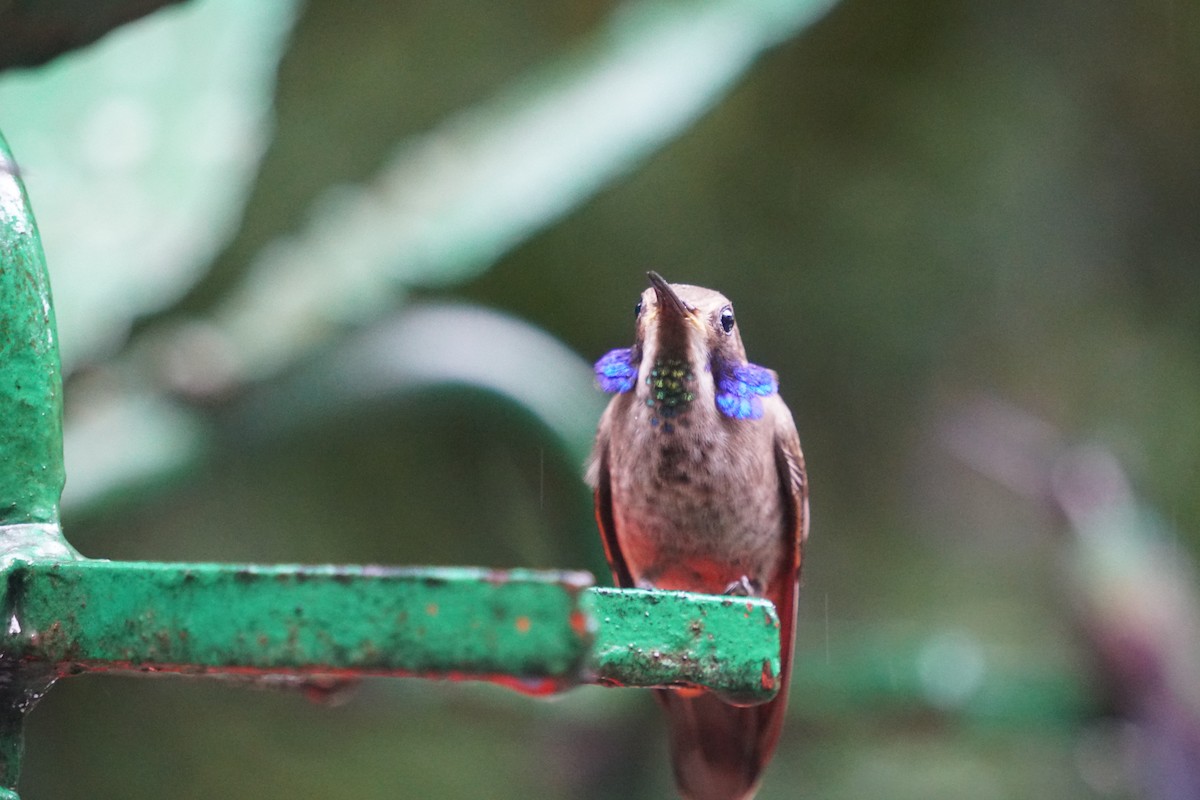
left=593, top=272, right=778, bottom=424
left=635, top=271, right=747, bottom=368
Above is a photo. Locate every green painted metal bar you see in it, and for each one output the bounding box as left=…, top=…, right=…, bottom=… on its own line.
left=584, top=588, right=781, bottom=704
left=9, top=562, right=591, bottom=690
left=0, top=560, right=779, bottom=701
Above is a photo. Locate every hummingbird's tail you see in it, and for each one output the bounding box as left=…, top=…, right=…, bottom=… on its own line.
left=658, top=687, right=788, bottom=800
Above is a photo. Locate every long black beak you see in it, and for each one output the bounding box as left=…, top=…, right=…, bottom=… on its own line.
left=647, top=271, right=694, bottom=321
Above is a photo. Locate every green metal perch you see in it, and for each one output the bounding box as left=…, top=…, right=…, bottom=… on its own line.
left=0, top=134, right=780, bottom=797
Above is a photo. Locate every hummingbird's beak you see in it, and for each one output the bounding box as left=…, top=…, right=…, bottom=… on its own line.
left=647, top=271, right=700, bottom=329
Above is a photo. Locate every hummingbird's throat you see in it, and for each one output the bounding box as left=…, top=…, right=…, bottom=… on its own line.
left=592, top=347, right=779, bottom=422
left=645, top=358, right=695, bottom=432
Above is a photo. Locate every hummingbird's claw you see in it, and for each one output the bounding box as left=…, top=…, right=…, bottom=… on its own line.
left=722, top=576, right=762, bottom=597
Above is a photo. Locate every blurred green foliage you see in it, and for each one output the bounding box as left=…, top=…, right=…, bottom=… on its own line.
left=2, top=0, right=1199, bottom=797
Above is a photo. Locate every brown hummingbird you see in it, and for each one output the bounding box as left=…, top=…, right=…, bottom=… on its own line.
left=586, top=272, right=808, bottom=800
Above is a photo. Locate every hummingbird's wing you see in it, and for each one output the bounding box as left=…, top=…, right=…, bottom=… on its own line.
left=752, top=402, right=807, bottom=766
left=774, top=407, right=810, bottom=553
left=587, top=410, right=635, bottom=588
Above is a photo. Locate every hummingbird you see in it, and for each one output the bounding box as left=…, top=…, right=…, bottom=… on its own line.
left=586, top=272, right=808, bottom=800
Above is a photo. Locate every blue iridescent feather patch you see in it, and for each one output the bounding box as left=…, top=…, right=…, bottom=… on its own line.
left=595, top=348, right=638, bottom=393
left=715, top=362, right=778, bottom=420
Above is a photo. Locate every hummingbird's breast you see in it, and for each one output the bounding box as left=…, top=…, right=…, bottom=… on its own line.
left=605, top=387, right=786, bottom=594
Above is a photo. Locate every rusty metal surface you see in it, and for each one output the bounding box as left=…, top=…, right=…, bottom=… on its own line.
left=1, top=560, right=780, bottom=702
left=6, top=562, right=593, bottom=693
left=585, top=587, right=781, bottom=704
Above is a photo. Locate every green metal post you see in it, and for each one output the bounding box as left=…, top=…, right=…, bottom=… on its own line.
left=0, top=136, right=64, bottom=528
left=0, top=133, right=80, bottom=797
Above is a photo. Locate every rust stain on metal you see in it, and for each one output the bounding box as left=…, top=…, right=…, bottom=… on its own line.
left=760, top=660, right=776, bottom=691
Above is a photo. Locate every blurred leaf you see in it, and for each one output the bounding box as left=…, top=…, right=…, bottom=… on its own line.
left=0, top=0, right=299, bottom=369
left=194, top=0, right=838, bottom=378
left=232, top=303, right=606, bottom=467
left=61, top=387, right=207, bottom=515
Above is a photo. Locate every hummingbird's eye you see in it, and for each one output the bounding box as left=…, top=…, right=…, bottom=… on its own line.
left=719, top=306, right=735, bottom=334
left=634, top=299, right=643, bottom=318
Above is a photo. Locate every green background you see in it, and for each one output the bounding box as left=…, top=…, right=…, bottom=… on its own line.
left=2, top=0, right=1198, bottom=797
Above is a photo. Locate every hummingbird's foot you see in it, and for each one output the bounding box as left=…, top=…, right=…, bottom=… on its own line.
left=723, top=576, right=762, bottom=597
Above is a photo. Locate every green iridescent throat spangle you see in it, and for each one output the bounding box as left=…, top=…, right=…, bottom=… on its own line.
left=646, top=358, right=694, bottom=432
